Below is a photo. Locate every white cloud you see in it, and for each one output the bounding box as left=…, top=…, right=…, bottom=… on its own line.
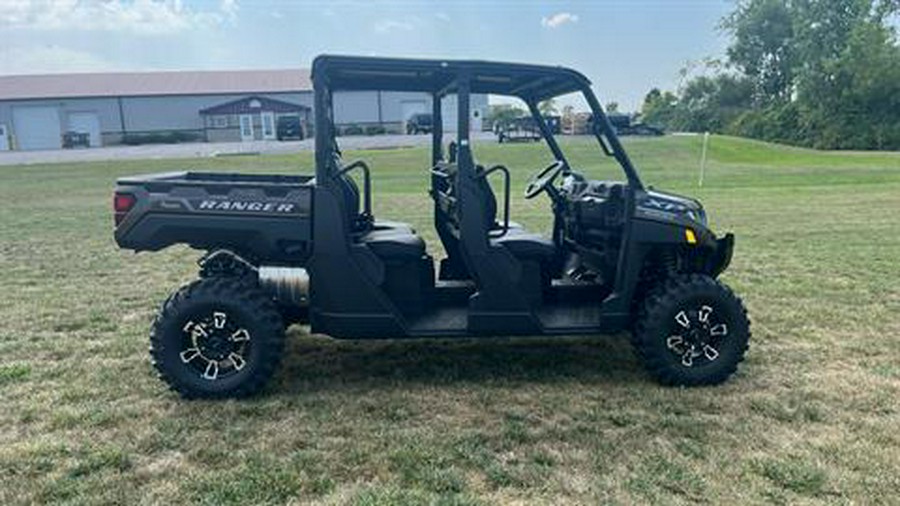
left=0, top=0, right=239, bottom=35
left=541, top=12, right=578, bottom=29
left=0, top=45, right=117, bottom=74
left=373, top=16, right=420, bottom=33
left=220, top=0, right=238, bottom=23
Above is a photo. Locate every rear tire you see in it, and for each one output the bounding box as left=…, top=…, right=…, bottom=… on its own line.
left=632, top=274, right=749, bottom=386
left=150, top=277, right=285, bottom=399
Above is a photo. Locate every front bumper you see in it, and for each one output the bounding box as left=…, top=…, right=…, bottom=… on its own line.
left=708, top=233, right=734, bottom=277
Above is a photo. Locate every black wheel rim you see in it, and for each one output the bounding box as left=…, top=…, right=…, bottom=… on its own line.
left=665, top=303, right=729, bottom=368
left=179, top=310, right=251, bottom=381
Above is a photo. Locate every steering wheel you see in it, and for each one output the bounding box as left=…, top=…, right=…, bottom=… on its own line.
left=524, top=160, right=565, bottom=199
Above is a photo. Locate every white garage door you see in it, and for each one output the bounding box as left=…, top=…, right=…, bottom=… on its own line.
left=13, top=106, right=61, bottom=150
left=67, top=112, right=102, bottom=147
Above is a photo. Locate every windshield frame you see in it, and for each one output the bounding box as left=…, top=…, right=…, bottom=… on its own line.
left=518, top=87, right=644, bottom=190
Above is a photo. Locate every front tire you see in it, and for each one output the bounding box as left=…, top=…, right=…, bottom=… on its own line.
left=150, top=277, right=285, bottom=399
left=632, top=274, right=750, bottom=386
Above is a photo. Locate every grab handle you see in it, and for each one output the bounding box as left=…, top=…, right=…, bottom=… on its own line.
left=478, top=164, right=511, bottom=238
left=337, top=160, right=372, bottom=218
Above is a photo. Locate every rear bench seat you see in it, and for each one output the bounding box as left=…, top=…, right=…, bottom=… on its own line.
left=358, top=228, right=426, bottom=259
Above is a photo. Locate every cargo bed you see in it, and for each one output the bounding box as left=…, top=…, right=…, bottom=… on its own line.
left=114, top=171, right=315, bottom=263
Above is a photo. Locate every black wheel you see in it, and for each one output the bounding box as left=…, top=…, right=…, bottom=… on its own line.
left=632, top=274, right=750, bottom=386
left=150, top=277, right=285, bottom=399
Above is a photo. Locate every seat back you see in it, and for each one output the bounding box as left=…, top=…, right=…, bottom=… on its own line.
left=472, top=165, right=498, bottom=230
left=432, top=162, right=459, bottom=227
left=432, top=162, right=498, bottom=232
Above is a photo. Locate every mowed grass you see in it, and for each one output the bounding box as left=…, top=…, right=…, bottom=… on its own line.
left=1, top=135, right=899, bottom=504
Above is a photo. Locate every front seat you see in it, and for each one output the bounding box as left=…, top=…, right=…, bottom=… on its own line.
left=472, top=165, right=556, bottom=265
left=463, top=166, right=556, bottom=305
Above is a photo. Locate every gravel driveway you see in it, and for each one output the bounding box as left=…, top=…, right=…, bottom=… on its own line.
left=0, top=132, right=497, bottom=166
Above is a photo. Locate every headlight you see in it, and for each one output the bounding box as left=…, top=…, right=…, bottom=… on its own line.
left=686, top=208, right=708, bottom=226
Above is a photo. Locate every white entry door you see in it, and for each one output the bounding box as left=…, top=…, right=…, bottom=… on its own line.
left=261, top=112, right=276, bottom=140
left=0, top=124, right=9, bottom=151
left=67, top=112, right=102, bottom=147
left=239, top=114, right=254, bottom=141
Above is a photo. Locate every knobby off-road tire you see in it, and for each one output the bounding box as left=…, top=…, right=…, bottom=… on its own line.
left=632, top=274, right=750, bottom=386
left=150, top=277, right=285, bottom=399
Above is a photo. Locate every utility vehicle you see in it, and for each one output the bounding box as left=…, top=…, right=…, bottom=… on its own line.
left=114, top=55, right=749, bottom=399
left=276, top=116, right=304, bottom=141
left=607, top=113, right=664, bottom=137
left=406, top=112, right=433, bottom=135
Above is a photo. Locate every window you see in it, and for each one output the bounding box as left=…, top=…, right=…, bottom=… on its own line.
left=215, top=116, right=228, bottom=128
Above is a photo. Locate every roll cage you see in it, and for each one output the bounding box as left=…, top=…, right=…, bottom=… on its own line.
left=311, top=54, right=643, bottom=190
left=308, top=55, right=652, bottom=336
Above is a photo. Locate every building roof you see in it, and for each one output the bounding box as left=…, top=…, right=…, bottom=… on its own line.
left=0, top=69, right=311, bottom=101
left=200, top=95, right=309, bottom=115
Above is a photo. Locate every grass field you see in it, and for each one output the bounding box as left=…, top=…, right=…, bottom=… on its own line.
left=1, top=135, right=899, bottom=504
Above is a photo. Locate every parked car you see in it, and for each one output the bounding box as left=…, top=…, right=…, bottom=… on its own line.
left=276, top=116, right=304, bottom=141
left=605, top=113, right=664, bottom=136
left=406, top=113, right=433, bottom=134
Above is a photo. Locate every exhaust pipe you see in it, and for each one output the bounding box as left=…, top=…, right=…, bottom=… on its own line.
left=258, top=266, right=309, bottom=306
left=199, top=250, right=309, bottom=306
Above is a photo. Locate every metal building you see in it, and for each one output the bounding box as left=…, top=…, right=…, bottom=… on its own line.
left=0, top=69, right=486, bottom=151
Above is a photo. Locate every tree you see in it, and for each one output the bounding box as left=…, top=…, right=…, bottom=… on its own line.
left=640, top=88, right=678, bottom=129
left=722, top=0, right=795, bottom=103
left=797, top=18, right=900, bottom=149
left=640, top=0, right=900, bottom=149
left=538, top=99, right=558, bottom=116
left=605, top=101, right=620, bottom=114
left=484, top=104, right=526, bottom=130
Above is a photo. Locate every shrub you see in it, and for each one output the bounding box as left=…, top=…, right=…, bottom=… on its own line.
left=364, top=125, right=387, bottom=135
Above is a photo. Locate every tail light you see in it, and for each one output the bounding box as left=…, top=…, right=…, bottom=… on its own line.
left=114, top=192, right=136, bottom=226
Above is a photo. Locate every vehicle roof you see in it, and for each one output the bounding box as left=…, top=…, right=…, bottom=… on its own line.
left=312, top=55, right=592, bottom=102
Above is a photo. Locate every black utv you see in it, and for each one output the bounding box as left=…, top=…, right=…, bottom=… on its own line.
left=114, top=55, right=749, bottom=399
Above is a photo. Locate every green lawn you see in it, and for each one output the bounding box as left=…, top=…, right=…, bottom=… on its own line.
left=1, top=135, right=899, bottom=504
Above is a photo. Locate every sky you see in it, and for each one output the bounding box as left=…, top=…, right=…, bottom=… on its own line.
left=0, top=1, right=734, bottom=111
